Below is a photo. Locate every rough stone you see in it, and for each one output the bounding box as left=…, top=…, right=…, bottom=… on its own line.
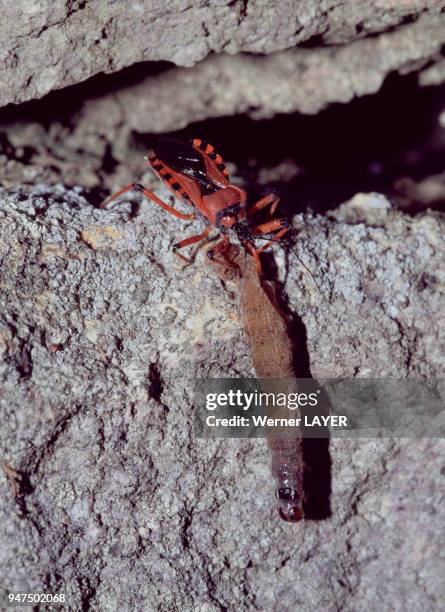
left=2, top=10, right=445, bottom=194
left=0, top=187, right=443, bottom=609
left=72, top=10, right=445, bottom=138
left=1, top=1, right=444, bottom=109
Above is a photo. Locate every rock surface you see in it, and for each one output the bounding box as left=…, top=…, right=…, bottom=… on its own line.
left=53, top=9, right=445, bottom=136
left=0, top=187, right=443, bottom=609
left=1, top=3, right=445, bottom=200
left=1, top=9, right=445, bottom=197
left=1, top=1, right=445, bottom=109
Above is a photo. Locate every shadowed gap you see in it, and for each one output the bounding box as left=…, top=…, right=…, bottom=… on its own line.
left=134, top=72, right=445, bottom=214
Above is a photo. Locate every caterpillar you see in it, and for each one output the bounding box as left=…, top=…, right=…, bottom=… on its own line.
left=209, top=245, right=305, bottom=522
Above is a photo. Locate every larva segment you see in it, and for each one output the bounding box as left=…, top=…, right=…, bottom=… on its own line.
left=268, top=433, right=304, bottom=522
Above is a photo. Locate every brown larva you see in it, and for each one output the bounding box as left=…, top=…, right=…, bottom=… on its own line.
left=209, top=245, right=305, bottom=522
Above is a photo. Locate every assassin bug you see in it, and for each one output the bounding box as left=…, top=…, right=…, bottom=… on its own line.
left=101, top=137, right=290, bottom=275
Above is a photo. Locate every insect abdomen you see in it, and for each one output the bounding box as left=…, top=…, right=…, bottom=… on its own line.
left=268, top=433, right=304, bottom=522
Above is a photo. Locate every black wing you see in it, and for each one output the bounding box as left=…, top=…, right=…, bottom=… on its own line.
left=153, top=137, right=226, bottom=193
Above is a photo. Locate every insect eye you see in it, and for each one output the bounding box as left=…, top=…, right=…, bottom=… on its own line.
left=221, top=215, right=235, bottom=228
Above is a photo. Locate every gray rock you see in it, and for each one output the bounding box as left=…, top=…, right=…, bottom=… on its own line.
left=420, top=58, right=445, bottom=86
left=0, top=187, right=444, bottom=609
left=72, top=10, right=445, bottom=138
left=2, top=11, right=445, bottom=194
left=1, top=1, right=444, bottom=108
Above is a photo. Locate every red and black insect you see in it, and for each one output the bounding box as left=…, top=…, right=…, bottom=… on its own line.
left=101, top=137, right=289, bottom=275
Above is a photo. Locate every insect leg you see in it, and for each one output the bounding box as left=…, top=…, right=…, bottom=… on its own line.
left=100, top=183, right=195, bottom=220
left=207, top=236, right=241, bottom=274
left=243, top=242, right=263, bottom=276
left=251, top=218, right=290, bottom=254
left=172, top=226, right=211, bottom=264
left=247, top=191, right=280, bottom=217
left=2, top=461, right=20, bottom=498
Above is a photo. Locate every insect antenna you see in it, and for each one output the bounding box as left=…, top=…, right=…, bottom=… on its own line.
left=293, top=252, right=324, bottom=297
left=254, top=236, right=283, bottom=244
left=254, top=236, right=324, bottom=297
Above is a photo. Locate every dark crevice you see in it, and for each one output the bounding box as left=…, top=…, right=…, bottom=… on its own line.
left=80, top=574, right=101, bottom=612
left=6, top=467, right=35, bottom=517
left=202, top=22, right=210, bottom=37
left=2, top=320, right=35, bottom=380
left=148, top=362, right=165, bottom=405
left=134, top=72, right=445, bottom=215
left=302, top=432, right=332, bottom=520
left=101, top=143, right=119, bottom=174
left=293, top=11, right=424, bottom=50
left=68, top=0, right=88, bottom=18
left=0, top=60, right=174, bottom=123
left=240, top=0, right=249, bottom=21
left=298, top=32, right=329, bottom=49
left=31, top=1, right=88, bottom=41
left=1, top=61, right=445, bottom=216
left=17, top=342, right=33, bottom=379
left=399, top=11, right=423, bottom=27
left=0, top=132, right=35, bottom=163
left=180, top=508, right=193, bottom=550
left=27, top=405, right=84, bottom=476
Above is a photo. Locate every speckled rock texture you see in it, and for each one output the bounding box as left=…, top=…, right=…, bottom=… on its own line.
left=1, top=1, right=445, bottom=109
left=0, top=187, right=444, bottom=609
